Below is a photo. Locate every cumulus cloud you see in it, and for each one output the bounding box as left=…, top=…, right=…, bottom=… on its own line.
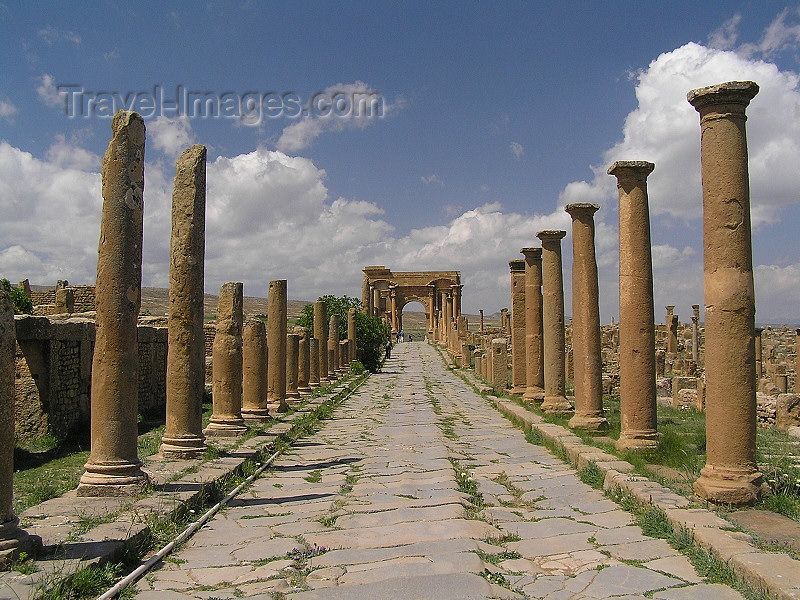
left=510, top=141, right=524, bottom=159
left=36, top=74, right=66, bottom=108
left=37, top=25, right=81, bottom=46
left=276, top=81, right=402, bottom=152
left=0, top=98, right=17, bottom=120
left=739, top=8, right=800, bottom=59
left=708, top=14, right=741, bottom=50
left=148, top=116, right=196, bottom=158
left=421, top=174, right=443, bottom=187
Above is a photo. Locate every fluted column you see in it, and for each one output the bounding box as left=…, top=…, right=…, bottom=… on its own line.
left=520, top=248, right=545, bottom=402
left=609, top=160, right=659, bottom=451
left=689, top=80, right=763, bottom=504
left=566, top=203, right=608, bottom=432
left=537, top=230, right=571, bottom=414
left=509, top=259, right=527, bottom=394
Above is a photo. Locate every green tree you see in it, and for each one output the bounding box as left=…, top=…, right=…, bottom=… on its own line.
left=0, top=279, right=33, bottom=314
left=296, top=295, right=389, bottom=373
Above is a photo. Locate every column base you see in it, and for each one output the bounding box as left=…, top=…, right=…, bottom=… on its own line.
left=77, top=460, right=149, bottom=496
left=509, top=385, right=527, bottom=396
left=286, top=391, right=301, bottom=399
left=241, top=407, right=271, bottom=423
left=0, top=518, right=40, bottom=567
left=523, top=387, right=545, bottom=402
left=694, top=465, right=765, bottom=505
left=160, top=434, right=206, bottom=459
left=541, top=395, right=573, bottom=415
left=298, top=386, right=312, bottom=395
left=203, top=416, right=247, bottom=437
left=616, top=429, right=659, bottom=452
left=270, top=399, right=290, bottom=413
left=569, top=413, right=609, bottom=433
left=309, top=382, right=321, bottom=389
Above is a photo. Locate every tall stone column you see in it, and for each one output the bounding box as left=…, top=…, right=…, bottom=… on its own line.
left=204, top=282, right=247, bottom=437
left=161, top=144, right=207, bottom=458
left=665, top=306, right=678, bottom=356
left=479, top=309, right=485, bottom=333
left=367, top=284, right=374, bottom=316
left=314, top=301, right=329, bottom=385
left=491, top=338, right=508, bottom=390
left=372, top=289, right=381, bottom=318
left=566, top=203, right=608, bottom=432
left=755, top=328, right=764, bottom=380
left=500, top=308, right=509, bottom=333
left=692, top=305, right=700, bottom=363
left=362, top=275, right=370, bottom=314
left=328, top=314, right=341, bottom=378
left=297, top=327, right=312, bottom=395
left=390, top=287, right=398, bottom=333
left=453, top=285, right=462, bottom=318
left=309, top=338, right=320, bottom=388
left=609, top=160, right=659, bottom=451
left=267, top=280, right=289, bottom=413
left=520, top=248, right=545, bottom=402
left=509, top=259, right=527, bottom=394
left=79, top=111, right=149, bottom=495
left=0, top=287, right=35, bottom=559
left=689, top=80, right=763, bottom=504
left=796, top=329, right=800, bottom=392
left=348, top=308, right=357, bottom=363
left=427, top=285, right=436, bottom=336
left=242, top=318, right=269, bottom=422
left=537, top=230, right=571, bottom=414
left=286, top=333, right=300, bottom=400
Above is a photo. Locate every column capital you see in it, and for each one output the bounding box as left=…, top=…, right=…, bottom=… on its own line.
left=536, top=230, right=566, bottom=242
left=687, top=80, right=759, bottom=112
left=509, top=259, right=525, bottom=273
left=520, top=247, right=542, bottom=260
left=565, top=203, right=599, bottom=218
left=608, top=161, right=655, bottom=179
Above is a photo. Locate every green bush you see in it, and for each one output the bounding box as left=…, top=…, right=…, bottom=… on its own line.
left=1, top=279, right=33, bottom=314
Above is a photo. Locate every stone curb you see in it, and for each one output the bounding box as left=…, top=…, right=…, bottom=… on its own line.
left=2, top=374, right=363, bottom=598
left=441, top=358, right=800, bottom=600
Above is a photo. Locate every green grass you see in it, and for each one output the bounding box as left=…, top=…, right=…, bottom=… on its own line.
left=577, top=462, right=605, bottom=489
left=304, top=470, right=322, bottom=483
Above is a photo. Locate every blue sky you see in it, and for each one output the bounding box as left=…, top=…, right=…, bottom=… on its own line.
left=1, top=2, right=799, bottom=323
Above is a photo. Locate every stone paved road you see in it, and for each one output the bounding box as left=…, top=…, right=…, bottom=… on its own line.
left=136, top=342, right=744, bottom=600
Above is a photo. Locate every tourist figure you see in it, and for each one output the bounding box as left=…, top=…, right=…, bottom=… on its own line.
left=385, top=339, right=393, bottom=359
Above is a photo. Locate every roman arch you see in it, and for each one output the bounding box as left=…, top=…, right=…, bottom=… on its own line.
left=361, top=266, right=462, bottom=339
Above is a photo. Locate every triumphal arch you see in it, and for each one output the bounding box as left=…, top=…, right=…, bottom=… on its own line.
left=361, top=266, right=462, bottom=339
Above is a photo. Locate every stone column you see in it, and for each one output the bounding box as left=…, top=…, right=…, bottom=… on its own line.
left=54, top=287, right=74, bottom=313
left=609, top=160, right=659, bottom=451
left=204, top=282, right=247, bottom=437
left=537, top=230, right=571, bottom=414
left=339, top=341, right=349, bottom=372
left=362, top=275, right=370, bottom=313
left=509, top=259, right=527, bottom=394
left=161, top=144, right=207, bottom=458
left=267, top=280, right=289, bottom=413
left=0, top=287, right=35, bottom=559
left=491, top=339, right=508, bottom=390
left=427, top=285, right=436, bottom=336
left=390, top=287, right=398, bottom=333
left=500, top=308, right=509, bottom=333
left=443, top=293, right=452, bottom=346
left=309, top=338, right=320, bottom=388
left=348, top=307, right=357, bottom=363
left=297, top=327, right=312, bottom=395
left=314, top=301, right=329, bottom=385
left=479, top=309, right=485, bottom=333
left=329, top=314, right=341, bottom=378
left=367, top=284, right=374, bottom=316
left=796, top=329, right=800, bottom=393
left=566, top=203, right=608, bottom=432
left=755, top=328, right=764, bottom=380
left=665, top=306, right=678, bottom=356
left=520, top=248, right=545, bottom=402
left=286, top=333, right=300, bottom=400
left=78, top=111, right=149, bottom=495
left=692, top=305, right=700, bottom=363
left=689, top=80, right=763, bottom=504
left=453, top=285, right=462, bottom=318
left=372, top=289, right=381, bottom=318
left=241, top=318, right=269, bottom=422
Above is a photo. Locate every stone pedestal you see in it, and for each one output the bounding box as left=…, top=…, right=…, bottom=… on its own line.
left=242, top=318, right=270, bottom=422
left=204, top=282, right=247, bottom=437
left=79, top=111, right=149, bottom=495
left=0, top=288, right=36, bottom=560
left=566, top=203, right=608, bottom=432
left=161, top=144, right=208, bottom=458
left=314, top=301, right=329, bottom=385
left=537, top=230, right=572, bottom=414
left=509, top=259, right=527, bottom=394
left=520, top=248, right=545, bottom=402
left=689, top=81, right=763, bottom=504
left=267, top=280, right=289, bottom=413
left=609, top=161, right=660, bottom=451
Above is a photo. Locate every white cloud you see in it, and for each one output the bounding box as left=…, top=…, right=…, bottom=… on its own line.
left=148, top=116, right=196, bottom=158
left=421, top=174, right=443, bottom=187
left=708, top=14, right=741, bottom=50
left=510, top=141, right=524, bottom=159
left=276, top=81, right=402, bottom=152
left=0, top=98, right=17, bottom=120
left=37, top=25, right=81, bottom=46
left=739, top=8, right=800, bottom=59
left=36, top=74, right=65, bottom=108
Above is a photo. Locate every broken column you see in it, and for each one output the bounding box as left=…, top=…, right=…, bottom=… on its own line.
left=521, top=248, right=545, bottom=402
left=755, top=328, right=764, bottom=380
left=509, top=259, right=527, bottom=394
left=348, top=307, right=357, bottom=363
left=537, top=230, right=571, bottom=414
left=566, top=203, right=608, bottom=432
left=268, top=280, right=289, bottom=413
left=314, top=301, right=329, bottom=385
left=609, top=160, right=659, bottom=451
left=0, top=287, right=35, bottom=559
left=491, top=338, right=508, bottom=390
left=689, top=80, right=763, bottom=504
left=241, top=318, right=270, bottom=422
left=796, top=329, right=800, bottom=392
left=78, top=111, right=149, bottom=495
left=161, top=144, right=208, bottom=458
left=286, top=332, right=300, bottom=400
left=665, top=306, right=678, bottom=357
left=204, top=282, right=247, bottom=437
left=297, top=327, right=312, bottom=396
left=500, top=308, right=509, bottom=333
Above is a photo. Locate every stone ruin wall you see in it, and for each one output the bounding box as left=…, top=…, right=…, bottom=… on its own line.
left=30, top=284, right=96, bottom=315
left=14, top=315, right=167, bottom=441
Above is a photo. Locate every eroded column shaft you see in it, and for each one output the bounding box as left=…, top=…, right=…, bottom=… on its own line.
left=521, top=248, right=545, bottom=401
left=509, top=260, right=527, bottom=394
left=242, top=318, right=269, bottom=421
left=314, top=301, right=329, bottom=384
left=268, top=280, right=289, bottom=413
